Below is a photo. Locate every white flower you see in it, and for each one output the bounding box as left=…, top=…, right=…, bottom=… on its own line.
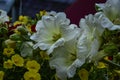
left=79, top=14, right=104, bottom=62
left=49, top=34, right=84, bottom=80
left=95, top=0, right=120, bottom=30
left=30, top=12, right=79, bottom=55
left=0, top=9, right=9, bottom=23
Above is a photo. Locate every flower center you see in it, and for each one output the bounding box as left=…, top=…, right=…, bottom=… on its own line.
left=7, top=50, right=11, bottom=53
left=29, top=77, right=35, bottom=80
left=66, top=52, right=77, bottom=65
left=30, top=66, right=35, bottom=69
left=69, top=53, right=76, bottom=61
left=14, top=60, right=18, bottom=64
left=52, top=33, right=61, bottom=42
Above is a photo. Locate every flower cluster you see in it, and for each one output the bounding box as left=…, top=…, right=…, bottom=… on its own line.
left=0, top=0, right=120, bottom=80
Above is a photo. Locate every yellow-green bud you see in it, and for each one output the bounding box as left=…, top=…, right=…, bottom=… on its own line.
left=5, top=39, right=16, bottom=48
left=0, top=27, right=8, bottom=34
left=10, top=33, right=21, bottom=41
left=17, top=26, right=28, bottom=35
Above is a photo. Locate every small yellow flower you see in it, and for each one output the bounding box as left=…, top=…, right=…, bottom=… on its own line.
left=97, top=62, right=106, bottom=68
left=13, top=21, right=21, bottom=27
left=78, top=68, right=89, bottom=80
left=26, top=60, right=40, bottom=72
left=24, top=71, right=41, bottom=80
left=104, top=56, right=109, bottom=60
left=26, top=24, right=32, bottom=32
left=14, top=29, right=21, bottom=34
left=40, top=10, right=46, bottom=16
left=3, top=48, right=14, bottom=57
left=0, top=71, right=4, bottom=80
left=40, top=51, right=49, bottom=60
left=3, top=59, right=13, bottom=69
left=19, top=15, right=28, bottom=24
left=11, top=54, right=24, bottom=67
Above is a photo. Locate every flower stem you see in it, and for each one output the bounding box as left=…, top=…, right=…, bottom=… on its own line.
left=101, top=59, right=120, bottom=68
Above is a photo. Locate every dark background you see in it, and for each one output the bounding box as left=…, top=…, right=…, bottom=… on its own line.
left=22, top=0, right=73, bottom=18
left=0, top=0, right=76, bottom=21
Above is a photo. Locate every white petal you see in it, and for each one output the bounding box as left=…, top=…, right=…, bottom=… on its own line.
left=35, top=20, right=44, bottom=31
left=67, top=59, right=85, bottom=78
left=95, top=12, right=120, bottom=30
left=96, top=0, right=120, bottom=23
left=42, top=15, right=60, bottom=33
left=49, top=47, right=69, bottom=80
left=47, top=38, right=65, bottom=54
left=30, top=11, right=74, bottom=55
left=49, top=37, right=84, bottom=79
left=78, top=14, right=102, bottom=62
left=0, top=10, right=9, bottom=23
left=77, top=31, right=89, bottom=58
left=61, top=24, right=80, bottom=41
left=33, top=42, right=50, bottom=50
left=88, top=39, right=99, bottom=61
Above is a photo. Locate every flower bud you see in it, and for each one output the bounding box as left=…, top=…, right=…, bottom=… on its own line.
left=10, top=33, right=21, bottom=41
left=0, top=27, right=8, bottom=34
left=5, top=39, right=16, bottom=48
left=103, top=43, right=118, bottom=55
left=17, top=26, right=28, bottom=35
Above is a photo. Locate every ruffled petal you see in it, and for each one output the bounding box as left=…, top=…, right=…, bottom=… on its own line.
left=61, top=24, right=80, bottom=41
left=95, top=12, right=120, bottom=30
left=78, top=14, right=102, bottom=62
left=47, top=38, right=65, bottom=54
left=30, top=11, right=78, bottom=55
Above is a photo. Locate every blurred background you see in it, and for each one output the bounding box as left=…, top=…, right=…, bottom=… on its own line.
left=0, top=0, right=76, bottom=22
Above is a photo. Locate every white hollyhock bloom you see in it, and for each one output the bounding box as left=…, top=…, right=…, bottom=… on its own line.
left=30, top=12, right=79, bottom=55
left=0, top=10, right=9, bottom=23
left=95, top=0, right=120, bottom=30
left=79, top=14, right=104, bottom=62
left=49, top=33, right=84, bottom=80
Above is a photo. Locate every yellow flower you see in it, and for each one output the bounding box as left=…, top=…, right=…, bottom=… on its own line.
left=97, top=62, right=106, bottom=68
left=3, top=48, right=14, bottom=57
left=24, top=71, right=41, bottom=80
left=104, top=56, right=109, bottom=60
left=3, top=59, right=13, bottom=69
left=40, top=51, right=49, bottom=60
left=13, top=21, right=21, bottom=26
left=14, top=29, right=21, bottom=34
left=11, top=54, right=24, bottom=67
left=40, top=10, right=46, bottom=16
left=19, top=15, right=28, bottom=24
left=26, top=24, right=32, bottom=32
left=78, top=69, right=89, bottom=80
left=26, top=60, right=40, bottom=72
left=0, top=71, right=4, bottom=80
